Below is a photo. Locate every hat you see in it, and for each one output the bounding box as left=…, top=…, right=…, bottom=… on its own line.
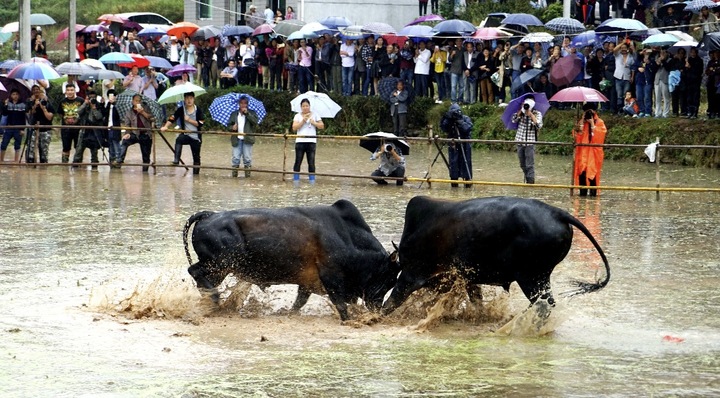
left=170, top=36, right=178, bottom=41
left=249, top=4, right=256, bottom=9
left=36, top=26, right=42, bottom=31
left=523, top=98, right=535, bottom=109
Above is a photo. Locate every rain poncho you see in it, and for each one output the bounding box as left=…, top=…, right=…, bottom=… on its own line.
left=573, top=114, right=607, bottom=191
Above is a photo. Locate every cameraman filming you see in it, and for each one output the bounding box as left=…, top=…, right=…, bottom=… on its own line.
left=511, top=97, right=543, bottom=184
left=573, top=105, right=607, bottom=197
left=440, top=103, right=473, bottom=188
left=370, top=141, right=405, bottom=186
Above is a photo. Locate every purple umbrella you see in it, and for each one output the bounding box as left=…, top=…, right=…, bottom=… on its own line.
left=0, top=77, right=31, bottom=102
left=501, top=13, right=544, bottom=27
left=501, top=93, right=551, bottom=130
left=122, top=20, right=144, bottom=32
left=550, top=55, right=583, bottom=87
left=166, top=64, right=197, bottom=77
left=83, top=24, right=111, bottom=34
left=406, top=14, right=445, bottom=26
left=252, top=23, right=274, bottom=36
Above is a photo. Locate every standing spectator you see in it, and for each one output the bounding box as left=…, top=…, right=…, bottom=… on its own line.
left=32, top=32, right=47, bottom=58
left=587, top=48, right=605, bottom=90
left=198, top=40, right=213, bottom=88
left=161, top=92, right=204, bottom=175
left=602, top=42, right=617, bottom=112
left=361, top=37, right=376, bottom=96
left=399, top=39, right=415, bottom=90
left=653, top=48, right=672, bottom=118
left=430, top=44, right=448, bottom=101
left=414, top=41, right=431, bottom=97
left=372, top=37, right=386, bottom=94
left=286, top=6, right=295, bottom=20
left=599, top=0, right=611, bottom=23
left=168, top=37, right=181, bottom=66
left=353, top=38, right=366, bottom=95
left=122, top=32, right=144, bottom=54
left=246, top=5, right=262, bottom=29
left=140, top=39, right=158, bottom=57
left=297, top=39, right=314, bottom=93
left=573, top=107, right=607, bottom=196
left=694, top=6, right=719, bottom=38
left=634, top=49, right=655, bottom=117
left=291, top=98, right=324, bottom=184
left=286, top=39, right=300, bottom=93
left=340, top=38, right=356, bottom=96
left=220, top=59, right=239, bottom=88
left=275, top=9, right=284, bottom=23
left=119, top=94, right=154, bottom=171
left=330, top=37, right=342, bottom=93
left=267, top=39, right=283, bottom=91
left=670, top=48, right=688, bottom=117
left=57, top=85, right=87, bottom=163
left=461, top=41, right=478, bottom=103
left=511, top=97, right=543, bottom=184
left=389, top=80, right=409, bottom=136
left=533, top=73, right=553, bottom=98
left=103, top=90, right=122, bottom=168
left=264, top=5, right=275, bottom=25
left=1, top=89, right=28, bottom=162
left=509, top=42, right=527, bottom=99
left=122, top=66, right=144, bottom=92
left=496, top=41, right=512, bottom=103
left=25, top=85, right=54, bottom=164
left=85, top=34, right=100, bottom=60
left=370, top=142, right=405, bottom=186
left=419, top=0, right=428, bottom=16
left=228, top=95, right=258, bottom=178
left=142, top=67, right=159, bottom=100
left=180, top=37, right=196, bottom=81
left=209, top=38, right=225, bottom=88
left=477, top=47, right=496, bottom=105
left=440, top=104, right=474, bottom=187
left=661, top=5, right=681, bottom=29
left=705, top=50, right=720, bottom=119
left=431, top=0, right=439, bottom=14
left=684, top=47, right=704, bottom=119
left=238, top=37, right=257, bottom=86
left=613, top=42, right=635, bottom=114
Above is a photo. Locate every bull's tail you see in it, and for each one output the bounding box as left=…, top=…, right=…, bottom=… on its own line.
left=561, top=212, right=611, bottom=297
left=183, top=211, right=215, bottom=267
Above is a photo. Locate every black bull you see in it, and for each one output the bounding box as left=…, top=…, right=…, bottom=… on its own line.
left=382, top=196, right=611, bottom=314
left=183, top=199, right=399, bottom=321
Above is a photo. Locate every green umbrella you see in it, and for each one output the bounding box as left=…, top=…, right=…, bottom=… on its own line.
left=157, top=83, right=206, bottom=105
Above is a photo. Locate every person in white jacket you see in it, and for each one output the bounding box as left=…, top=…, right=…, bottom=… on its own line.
left=413, top=41, right=431, bottom=97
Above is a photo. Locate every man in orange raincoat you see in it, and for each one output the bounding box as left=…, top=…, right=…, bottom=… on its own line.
left=573, top=106, right=607, bottom=196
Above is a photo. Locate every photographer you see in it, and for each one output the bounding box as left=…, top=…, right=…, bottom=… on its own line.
left=440, top=103, right=473, bottom=188
left=511, top=97, right=543, bottom=184
left=25, top=84, right=54, bottom=164
left=370, top=142, right=405, bottom=186
left=72, top=95, right=107, bottom=169
left=573, top=106, right=607, bottom=197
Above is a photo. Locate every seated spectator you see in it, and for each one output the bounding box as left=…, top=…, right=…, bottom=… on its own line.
left=622, top=91, right=640, bottom=117
left=220, top=59, right=239, bottom=89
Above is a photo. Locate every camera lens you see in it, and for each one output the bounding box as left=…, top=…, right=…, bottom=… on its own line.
left=523, top=104, right=530, bottom=110
left=385, top=144, right=393, bottom=152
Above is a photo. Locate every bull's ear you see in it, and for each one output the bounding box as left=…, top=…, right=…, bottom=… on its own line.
left=392, top=241, right=399, bottom=251
left=389, top=250, right=400, bottom=272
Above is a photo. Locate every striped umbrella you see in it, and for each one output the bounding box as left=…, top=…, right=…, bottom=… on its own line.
left=274, top=20, right=306, bottom=36
left=684, top=0, right=715, bottom=14
left=209, top=93, right=266, bottom=126
left=545, top=17, right=586, bottom=34
left=362, top=22, right=397, bottom=35
left=7, top=61, right=60, bottom=80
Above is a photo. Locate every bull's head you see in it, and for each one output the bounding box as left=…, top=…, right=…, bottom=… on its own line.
left=364, top=244, right=401, bottom=311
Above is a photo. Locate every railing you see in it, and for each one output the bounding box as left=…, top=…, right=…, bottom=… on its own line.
left=3, top=123, right=719, bottom=199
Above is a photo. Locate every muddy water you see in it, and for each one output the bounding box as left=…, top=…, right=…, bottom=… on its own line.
left=1, top=136, right=720, bottom=397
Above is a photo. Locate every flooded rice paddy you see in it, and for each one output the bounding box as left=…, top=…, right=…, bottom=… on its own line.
left=1, top=136, right=719, bottom=397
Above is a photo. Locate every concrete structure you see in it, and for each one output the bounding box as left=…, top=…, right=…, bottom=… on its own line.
left=184, top=0, right=420, bottom=32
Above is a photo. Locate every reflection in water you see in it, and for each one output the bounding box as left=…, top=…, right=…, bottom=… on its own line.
left=1, top=142, right=720, bottom=396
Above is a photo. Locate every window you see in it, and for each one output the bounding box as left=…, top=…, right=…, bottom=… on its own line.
left=197, top=0, right=212, bottom=19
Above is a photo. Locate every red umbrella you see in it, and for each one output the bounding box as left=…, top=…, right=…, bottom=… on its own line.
left=167, top=22, right=200, bottom=38
left=382, top=34, right=408, bottom=46
left=550, top=55, right=582, bottom=87
left=55, top=24, right=86, bottom=43
left=118, top=54, right=150, bottom=69
left=98, top=14, right=127, bottom=24
left=550, top=87, right=609, bottom=103
left=252, top=23, right=274, bottom=36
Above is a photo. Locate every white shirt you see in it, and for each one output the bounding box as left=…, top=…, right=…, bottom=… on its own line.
left=264, top=8, right=274, bottom=24
left=293, top=112, right=321, bottom=144
left=414, top=48, right=431, bottom=75
left=169, top=43, right=180, bottom=62
left=237, top=112, right=247, bottom=141
left=240, top=44, right=255, bottom=62
left=340, top=43, right=355, bottom=68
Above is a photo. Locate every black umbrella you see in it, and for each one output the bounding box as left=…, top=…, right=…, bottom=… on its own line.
left=657, top=1, right=687, bottom=18
left=511, top=69, right=544, bottom=92
left=0, top=77, right=31, bottom=102
left=701, top=32, right=720, bottom=52
left=359, top=132, right=410, bottom=155
left=378, top=77, right=416, bottom=105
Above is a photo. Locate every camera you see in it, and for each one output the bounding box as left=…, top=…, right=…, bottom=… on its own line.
left=584, top=110, right=594, bottom=120
left=523, top=103, right=530, bottom=110
left=384, top=144, right=393, bottom=152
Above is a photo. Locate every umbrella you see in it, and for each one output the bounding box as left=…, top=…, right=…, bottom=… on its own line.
left=137, top=26, right=168, bottom=39
left=512, top=69, right=544, bottom=92
left=642, top=33, right=680, bottom=47
left=666, top=30, right=697, bottom=43
left=501, top=93, right=551, bottom=130
left=500, top=23, right=530, bottom=35
left=97, top=14, right=127, bottom=24
left=287, top=31, right=310, bottom=41
left=83, top=24, right=111, bottom=34
left=55, top=62, right=99, bottom=76
left=469, top=27, right=511, bottom=41
left=339, top=25, right=368, bottom=41
left=122, top=20, right=144, bottom=32
left=0, top=81, right=5, bottom=91
left=0, top=60, right=22, bottom=71
left=406, top=14, right=445, bottom=26
left=0, top=77, right=31, bottom=102
left=55, top=24, right=86, bottom=43
left=192, top=25, right=222, bottom=40
left=595, top=18, right=648, bottom=36
left=78, top=69, right=125, bottom=81
left=432, top=19, right=476, bottom=36
left=669, top=40, right=699, bottom=54
left=359, top=132, right=410, bottom=155
left=501, top=13, right=544, bottom=27
left=115, top=90, right=164, bottom=128
left=550, top=86, right=609, bottom=103
left=378, top=76, right=416, bottom=105
left=657, top=1, right=687, bottom=18
left=29, top=57, right=52, bottom=66
left=209, top=93, right=267, bottom=126
left=143, top=55, right=173, bottom=69
left=166, top=64, right=197, bottom=77
left=118, top=54, right=150, bottom=69
left=300, top=22, right=333, bottom=36
left=7, top=61, right=60, bottom=80
left=544, top=17, right=585, bottom=34
left=222, top=25, right=254, bottom=37
left=157, top=83, right=206, bottom=104
left=520, top=32, right=555, bottom=44
left=274, top=20, right=306, bottom=37
left=30, top=13, right=57, bottom=25
left=700, top=32, right=720, bottom=51
left=383, top=34, right=409, bottom=46
left=631, top=28, right=662, bottom=41
left=290, top=91, right=342, bottom=118
left=0, top=32, right=10, bottom=44
left=318, top=16, right=352, bottom=30
left=550, top=55, right=583, bottom=87
left=167, top=22, right=200, bottom=38
left=80, top=58, right=105, bottom=69
left=684, top=0, right=715, bottom=14
left=397, top=25, right=434, bottom=39
left=99, top=52, right=134, bottom=64
left=251, top=23, right=274, bottom=37
left=362, top=22, right=397, bottom=35
left=571, top=31, right=598, bottom=48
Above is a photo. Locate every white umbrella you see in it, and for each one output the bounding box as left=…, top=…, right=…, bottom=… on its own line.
left=666, top=30, right=697, bottom=43
left=80, top=58, right=105, bottom=70
left=519, top=32, right=555, bottom=43
left=669, top=40, right=699, bottom=54
left=290, top=91, right=342, bottom=118
left=1, top=14, right=57, bottom=33
left=55, top=62, right=99, bottom=76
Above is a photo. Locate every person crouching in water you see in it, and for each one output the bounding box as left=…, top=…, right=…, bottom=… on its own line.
left=161, top=92, right=204, bottom=175
left=573, top=105, right=607, bottom=196
left=440, top=103, right=474, bottom=187
left=370, top=141, right=405, bottom=186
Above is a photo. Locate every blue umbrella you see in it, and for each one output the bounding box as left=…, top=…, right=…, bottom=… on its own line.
left=7, top=61, right=60, bottom=80
left=143, top=55, right=173, bottom=70
left=571, top=30, right=598, bottom=48
left=339, top=26, right=368, bottom=41
left=684, top=0, right=715, bottom=14
left=209, top=93, right=266, bottom=127
left=318, top=16, right=352, bottom=30
left=99, top=52, right=134, bottom=64
left=511, top=69, right=544, bottom=92
left=642, top=33, right=680, bottom=47
left=0, top=59, right=22, bottom=71
left=431, top=19, right=476, bottom=36
left=137, top=26, right=168, bottom=39
left=545, top=17, right=585, bottom=34
left=287, top=31, right=309, bottom=41
left=222, top=25, right=253, bottom=37
left=397, top=25, right=434, bottom=38
left=501, top=93, right=551, bottom=130
left=630, top=27, right=661, bottom=41
left=596, top=18, right=648, bottom=36
left=501, top=13, right=544, bottom=27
